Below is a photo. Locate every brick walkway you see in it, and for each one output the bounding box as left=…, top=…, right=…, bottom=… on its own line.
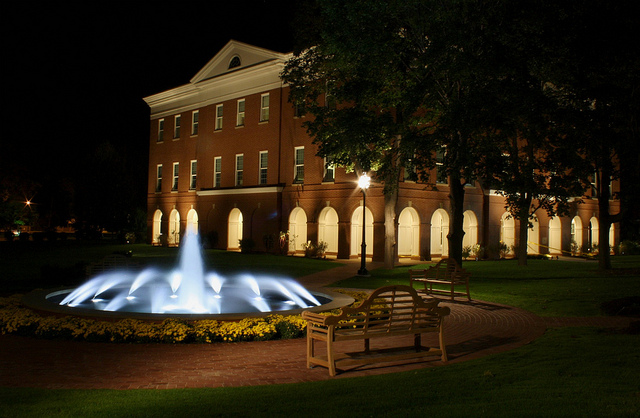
left=0, top=260, right=633, bottom=390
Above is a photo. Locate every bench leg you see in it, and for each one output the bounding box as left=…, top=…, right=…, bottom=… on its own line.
left=439, top=324, right=448, bottom=363
left=327, top=327, right=336, bottom=376
left=364, top=338, right=370, bottom=353
left=414, top=334, right=421, bottom=351
left=306, top=325, right=314, bottom=369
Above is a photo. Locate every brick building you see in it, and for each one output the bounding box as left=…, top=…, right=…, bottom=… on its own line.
left=144, top=40, right=618, bottom=260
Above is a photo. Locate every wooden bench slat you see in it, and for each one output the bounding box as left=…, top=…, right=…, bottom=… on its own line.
left=302, top=285, right=450, bottom=376
left=409, top=258, right=471, bottom=301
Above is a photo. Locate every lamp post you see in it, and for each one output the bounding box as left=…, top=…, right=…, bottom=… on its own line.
left=357, top=173, right=371, bottom=276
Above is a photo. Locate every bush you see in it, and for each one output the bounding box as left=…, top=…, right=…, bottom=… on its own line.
left=619, top=240, right=640, bottom=255
left=239, top=238, right=256, bottom=253
left=302, top=241, right=329, bottom=258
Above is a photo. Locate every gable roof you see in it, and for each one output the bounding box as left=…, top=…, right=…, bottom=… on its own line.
left=190, top=40, right=290, bottom=84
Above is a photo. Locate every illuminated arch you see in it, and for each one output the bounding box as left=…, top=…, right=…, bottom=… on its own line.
left=186, top=208, right=199, bottom=236
left=430, top=209, right=449, bottom=257
left=318, top=206, right=339, bottom=254
left=152, top=209, right=163, bottom=245
left=398, top=207, right=420, bottom=258
left=462, top=210, right=478, bottom=249
left=288, top=207, right=308, bottom=253
left=571, top=216, right=583, bottom=253
left=548, top=217, right=562, bottom=255
left=589, top=216, right=599, bottom=249
left=351, top=205, right=373, bottom=257
left=500, top=212, right=515, bottom=251
left=227, top=208, right=243, bottom=250
left=168, top=209, right=180, bottom=246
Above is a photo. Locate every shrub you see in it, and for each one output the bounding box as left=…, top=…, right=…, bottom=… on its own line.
left=302, top=241, right=329, bottom=258
left=619, top=240, right=640, bottom=255
left=239, top=238, right=256, bottom=253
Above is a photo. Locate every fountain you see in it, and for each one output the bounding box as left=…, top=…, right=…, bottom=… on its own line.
left=24, top=232, right=348, bottom=321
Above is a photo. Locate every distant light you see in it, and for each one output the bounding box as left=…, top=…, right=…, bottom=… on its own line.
left=126, top=296, right=135, bottom=301
left=358, top=173, right=371, bottom=190
left=170, top=294, right=178, bottom=299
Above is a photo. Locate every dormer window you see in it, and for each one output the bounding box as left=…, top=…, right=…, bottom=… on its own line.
left=229, top=55, right=241, bottom=69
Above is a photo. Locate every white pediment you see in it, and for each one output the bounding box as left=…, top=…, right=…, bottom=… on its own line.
left=190, top=40, right=289, bottom=84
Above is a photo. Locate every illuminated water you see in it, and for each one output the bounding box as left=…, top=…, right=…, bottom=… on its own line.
left=56, top=232, right=323, bottom=315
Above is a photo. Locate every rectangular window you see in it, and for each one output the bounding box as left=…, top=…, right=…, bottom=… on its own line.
left=260, top=93, right=270, bottom=122
left=259, top=151, right=268, bottom=185
left=294, top=102, right=305, bottom=118
left=236, top=99, right=245, bottom=126
left=294, top=147, right=304, bottom=184
left=323, top=157, right=335, bottom=182
left=158, top=119, right=164, bottom=142
left=191, top=111, right=199, bottom=135
left=190, top=160, right=197, bottom=190
left=174, top=115, right=181, bottom=138
left=235, top=154, right=244, bottom=186
left=214, top=157, right=222, bottom=188
left=215, top=104, right=223, bottom=130
left=172, top=162, right=179, bottom=191
left=156, top=164, right=163, bottom=192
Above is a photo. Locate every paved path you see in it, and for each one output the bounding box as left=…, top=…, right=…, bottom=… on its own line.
left=0, top=259, right=634, bottom=390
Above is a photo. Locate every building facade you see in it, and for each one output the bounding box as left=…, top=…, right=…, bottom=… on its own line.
left=144, top=40, right=618, bottom=260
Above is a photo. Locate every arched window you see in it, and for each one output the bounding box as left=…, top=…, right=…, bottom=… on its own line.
left=152, top=209, right=163, bottom=245
left=228, top=55, right=241, bottom=69
left=318, top=206, right=339, bottom=254
left=431, top=209, right=449, bottom=257
left=288, top=207, right=308, bottom=253
left=227, top=208, right=243, bottom=250
left=169, top=209, right=180, bottom=247
left=398, top=207, right=420, bottom=258
left=351, top=205, right=373, bottom=257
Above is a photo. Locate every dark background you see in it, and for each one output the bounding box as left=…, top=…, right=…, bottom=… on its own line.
left=2, top=1, right=296, bottom=229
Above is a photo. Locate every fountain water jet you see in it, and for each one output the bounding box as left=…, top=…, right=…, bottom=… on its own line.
left=34, top=232, right=343, bottom=319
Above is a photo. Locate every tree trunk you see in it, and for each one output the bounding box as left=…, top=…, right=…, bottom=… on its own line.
left=517, top=195, right=532, bottom=266
left=384, top=186, right=398, bottom=269
left=597, top=167, right=613, bottom=270
left=447, top=176, right=466, bottom=266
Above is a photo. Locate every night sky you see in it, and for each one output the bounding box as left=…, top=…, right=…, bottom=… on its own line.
left=3, top=2, right=296, bottom=200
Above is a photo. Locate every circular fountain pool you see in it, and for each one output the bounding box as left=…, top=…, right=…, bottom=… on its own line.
left=22, top=232, right=351, bottom=321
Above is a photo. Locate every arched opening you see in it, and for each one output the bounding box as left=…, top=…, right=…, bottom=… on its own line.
left=527, top=216, right=540, bottom=254
left=288, top=207, right=308, bottom=253
left=500, top=212, right=515, bottom=252
left=168, top=209, right=181, bottom=246
left=350, top=205, right=373, bottom=257
left=152, top=209, right=163, bottom=245
left=186, top=209, right=199, bottom=236
left=462, top=210, right=478, bottom=249
left=430, top=209, right=449, bottom=257
left=571, top=216, right=583, bottom=253
left=589, top=216, right=599, bottom=250
left=318, top=206, right=339, bottom=254
left=609, top=223, right=615, bottom=251
left=548, top=217, right=562, bottom=255
left=398, top=207, right=420, bottom=258
left=227, top=208, right=243, bottom=250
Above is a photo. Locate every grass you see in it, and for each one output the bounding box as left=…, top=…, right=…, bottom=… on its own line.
left=0, top=240, right=340, bottom=296
left=1, top=244, right=639, bottom=416
left=0, top=328, right=638, bottom=417
left=332, top=256, right=640, bottom=317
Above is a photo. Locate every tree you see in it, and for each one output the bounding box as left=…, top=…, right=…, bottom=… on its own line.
left=283, top=0, right=440, bottom=268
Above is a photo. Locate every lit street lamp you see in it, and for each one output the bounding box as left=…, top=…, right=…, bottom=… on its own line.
left=357, top=173, right=371, bottom=276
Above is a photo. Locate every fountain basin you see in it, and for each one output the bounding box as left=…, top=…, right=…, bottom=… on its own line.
left=22, top=287, right=352, bottom=322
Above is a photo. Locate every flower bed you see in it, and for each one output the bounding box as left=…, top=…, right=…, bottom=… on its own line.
left=0, top=290, right=368, bottom=344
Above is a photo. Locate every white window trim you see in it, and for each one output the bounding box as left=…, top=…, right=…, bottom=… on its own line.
left=214, top=156, right=222, bottom=188
left=294, top=146, right=304, bottom=184
left=215, top=104, right=223, bottom=131
left=260, top=93, right=270, bottom=122
left=236, top=99, right=245, bottom=127
left=156, top=164, right=163, bottom=192
left=174, top=115, right=181, bottom=139
left=191, top=110, right=199, bottom=136
left=235, top=154, right=244, bottom=186
left=172, top=162, right=179, bottom=191
left=190, top=160, right=197, bottom=190
left=259, top=150, right=268, bottom=185
left=158, top=119, right=164, bottom=142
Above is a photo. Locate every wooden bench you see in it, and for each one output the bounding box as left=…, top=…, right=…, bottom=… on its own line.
left=409, top=258, right=471, bottom=301
left=301, top=285, right=450, bottom=376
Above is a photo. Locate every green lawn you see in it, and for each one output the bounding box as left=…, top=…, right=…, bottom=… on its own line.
left=332, top=256, right=640, bottom=317
left=0, top=328, right=637, bottom=417
left=1, top=244, right=638, bottom=416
